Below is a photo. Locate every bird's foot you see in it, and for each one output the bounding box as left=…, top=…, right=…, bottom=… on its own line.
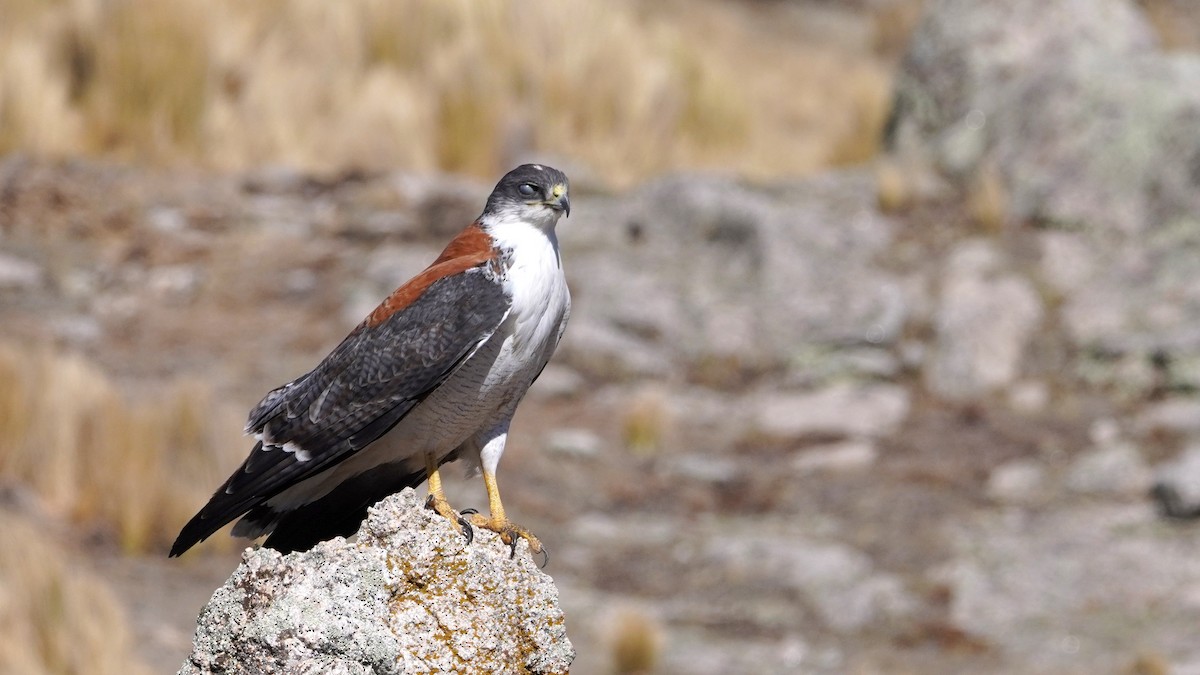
left=425, top=493, right=474, bottom=544
left=464, top=512, right=548, bottom=566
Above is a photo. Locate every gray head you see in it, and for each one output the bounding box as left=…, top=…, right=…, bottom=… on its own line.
left=482, top=164, right=570, bottom=222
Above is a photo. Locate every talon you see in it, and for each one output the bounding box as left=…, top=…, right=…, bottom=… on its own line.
left=460, top=508, right=479, bottom=516
left=425, top=488, right=471, bottom=544
left=536, top=545, right=550, bottom=569
left=469, top=469, right=544, bottom=563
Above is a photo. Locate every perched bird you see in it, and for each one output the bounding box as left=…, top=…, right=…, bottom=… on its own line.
left=170, top=164, right=571, bottom=558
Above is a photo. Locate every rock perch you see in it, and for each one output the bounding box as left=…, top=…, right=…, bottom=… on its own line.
left=178, top=489, right=574, bottom=674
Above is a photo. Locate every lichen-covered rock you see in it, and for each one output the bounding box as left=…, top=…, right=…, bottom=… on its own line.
left=561, top=169, right=905, bottom=378
left=925, top=240, right=1043, bottom=401
left=890, top=0, right=1200, bottom=236
left=889, top=0, right=1200, bottom=232
left=890, top=0, right=1200, bottom=372
left=178, top=489, right=574, bottom=675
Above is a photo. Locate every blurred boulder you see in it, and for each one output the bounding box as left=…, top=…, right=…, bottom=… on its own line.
left=1066, top=420, right=1153, bottom=497
left=563, top=170, right=904, bottom=378
left=937, top=504, right=1197, bottom=671
left=791, top=439, right=879, bottom=475
left=752, top=382, right=910, bottom=440
left=1152, top=442, right=1200, bottom=519
left=1136, top=397, right=1200, bottom=435
left=986, top=459, right=1048, bottom=506
left=178, top=490, right=574, bottom=675
left=924, top=240, right=1042, bottom=401
left=0, top=253, right=43, bottom=290
left=702, top=532, right=915, bottom=633
left=891, top=0, right=1200, bottom=366
left=889, top=0, right=1159, bottom=212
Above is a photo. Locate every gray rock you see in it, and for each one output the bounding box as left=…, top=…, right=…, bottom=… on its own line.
left=890, top=0, right=1157, bottom=196
left=178, top=490, right=574, bottom=675
left=1006, top=380, right=1050, bottom=415
left=542, top=428, right=603, bottom=458
left=527, top=364, right=585, bottom=400
left=792, top=440, right=879, bottom=475
left=1040, top=220, right=1200, bottom=358
left=702, top=534, right=914, bottom=633
left=985, top=459, right=1047, bottom=505
left=783, top=346, right=901, bottom=388
left=937, top=504, right=1200, bottom=672
left=752, top=383, right=910, bottom=440
left=147, top=265, right=203, bottom=299
left=389, top=172, right=488, bottom=239
left=0, top=253, right=43, bottom=290
left=1152, top=443, right=1200, bottom=517
left=661, top=629, right=823, bottom=675
left=1065, top=441, right=1152, bottom=498
left=891, top=0, right=1200, bottom=359
left=924, top=240, right=1043, bottom=401
left=565, top=170, right=904, bottom=377
left=663, top=455, right=741, bottom=485
left=556, top=318, right=673, bottom=381
left=1136, top=397, right=1200, bottom=435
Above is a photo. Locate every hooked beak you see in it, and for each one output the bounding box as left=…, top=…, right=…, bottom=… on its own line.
left=548, top=193, right=570, bottom=217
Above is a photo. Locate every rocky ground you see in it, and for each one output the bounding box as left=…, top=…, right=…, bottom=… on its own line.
left=4, top=0, right=1200, bottom=673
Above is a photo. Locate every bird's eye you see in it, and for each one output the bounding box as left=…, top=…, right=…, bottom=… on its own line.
left=518, top=183, right=538, bottom=197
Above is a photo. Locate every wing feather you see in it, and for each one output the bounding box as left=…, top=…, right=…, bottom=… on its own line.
left=170, top=265, right=509, bottom=556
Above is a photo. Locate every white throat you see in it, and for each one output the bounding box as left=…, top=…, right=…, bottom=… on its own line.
left=480, top=209, right=564, bottom=267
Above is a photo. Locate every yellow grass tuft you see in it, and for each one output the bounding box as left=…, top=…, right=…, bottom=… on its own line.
left=966, top=161, right=1010, bottom=232
left=0, top=512, right=153, bottom=675
left=609, top=609, right=664, bottom=675
left=0, top=0, right=896, bottom=183
left=871, top=0, right=927, bottom=58
left=620, top=386, right=672, bottom=458
left=0, top=342, right=245, bottom=554
left=1138, top=0, right=1200, bottom=52
left=875, top=158, right=914, bottom=213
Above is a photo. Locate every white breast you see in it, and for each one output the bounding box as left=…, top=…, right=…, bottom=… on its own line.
left=424, top=212, right=571, bottom=430
left=383, top=214, right=570, bottom=456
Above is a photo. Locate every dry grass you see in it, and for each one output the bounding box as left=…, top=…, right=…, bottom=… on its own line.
left=0, top=0, right=894, bottom=184
left=620, top=386, right=673, bottom=458
left=0, top=512, right=152, bottom=675
left=608, top=609, right=663, bottom=675
left=966, top=161, right=1010, bottom=232
left=1139, top=0, right=1200, bottom=51
left=0, top=342, right=245, bottom=554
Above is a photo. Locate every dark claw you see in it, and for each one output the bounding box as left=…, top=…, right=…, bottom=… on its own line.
left=460, top=508, right=479, bottom=516
left=423, top=495, right=436, bottom=510
left=508, top=536, right=519, bottom=558
left=536, top=545, right=550, bottom=569
left=457, top=517, right=474, bottom=545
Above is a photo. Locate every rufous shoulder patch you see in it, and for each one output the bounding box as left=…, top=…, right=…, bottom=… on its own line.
left=363, top=222, right=497, bottom=328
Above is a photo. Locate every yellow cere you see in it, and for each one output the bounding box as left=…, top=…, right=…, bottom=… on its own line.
left=551, top=184, right=566, bottom=198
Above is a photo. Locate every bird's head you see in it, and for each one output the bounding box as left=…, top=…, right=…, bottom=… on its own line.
left=481, top=164, right=570, bottom=230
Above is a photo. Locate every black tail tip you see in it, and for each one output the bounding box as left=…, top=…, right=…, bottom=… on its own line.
left=168, top=538, right=192, bottom=558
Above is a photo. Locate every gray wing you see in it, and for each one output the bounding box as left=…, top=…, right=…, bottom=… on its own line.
left=170, top=266, right=509, bottom=555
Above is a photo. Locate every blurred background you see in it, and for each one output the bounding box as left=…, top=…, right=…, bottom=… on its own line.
left=3, top=0, right=1200, bottom=672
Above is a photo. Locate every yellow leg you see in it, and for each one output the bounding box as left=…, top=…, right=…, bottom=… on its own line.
left=466, top=469, right=544, bottom=559
left=424, top=452, right=470, bottom=540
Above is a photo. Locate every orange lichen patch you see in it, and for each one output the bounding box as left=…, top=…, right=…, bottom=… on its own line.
left=363, top=223, right=497, bottom=328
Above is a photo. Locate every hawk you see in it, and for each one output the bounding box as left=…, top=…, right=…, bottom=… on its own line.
left=170, top=164, right=571, bottom=558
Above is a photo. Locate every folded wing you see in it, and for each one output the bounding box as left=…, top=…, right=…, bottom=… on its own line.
left=169, top=265, right=509, bottom=556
